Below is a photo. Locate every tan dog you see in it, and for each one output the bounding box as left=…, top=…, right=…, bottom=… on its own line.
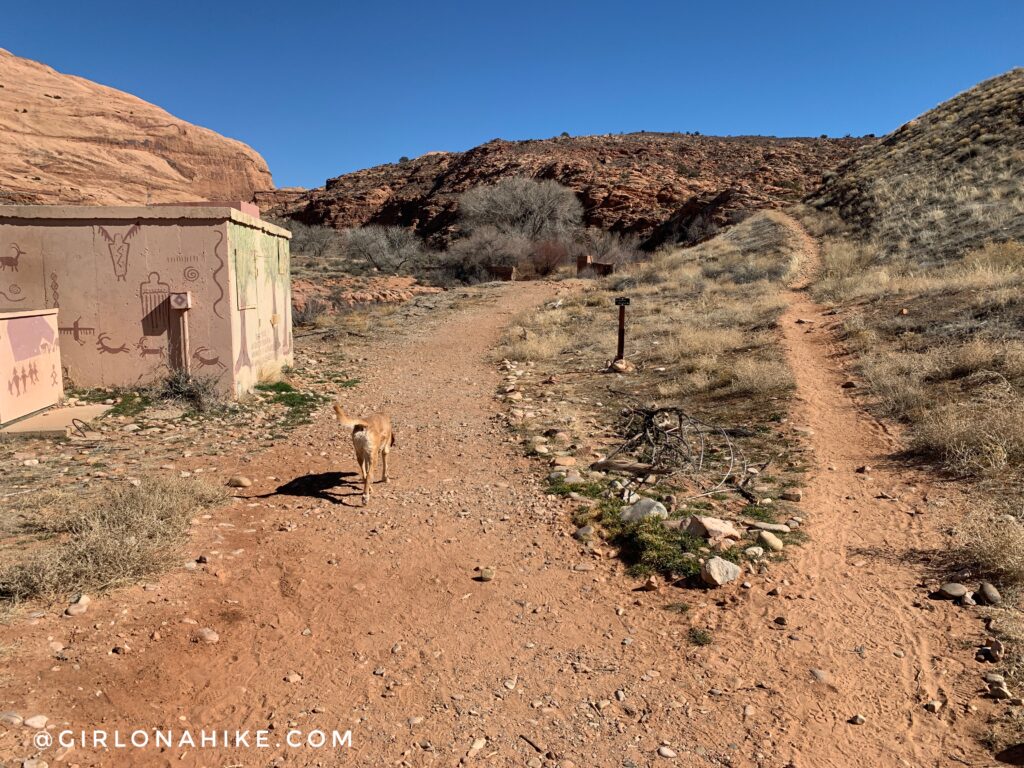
left=333, top=403, right=394, bottom=504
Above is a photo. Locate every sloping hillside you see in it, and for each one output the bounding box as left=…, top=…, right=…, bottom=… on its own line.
left=263, top=133, right=871, bottom=248
left=807, top=68, right=1023, bottom=261
left=0, top=48, right=274, bottom=205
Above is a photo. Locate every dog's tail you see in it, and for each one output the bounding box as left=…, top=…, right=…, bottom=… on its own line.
left=333, top=402, right=367, bottom=432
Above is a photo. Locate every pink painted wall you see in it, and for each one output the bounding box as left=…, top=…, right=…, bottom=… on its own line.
left=0, top=308, right=63, bottom=424
left=0, top=206, right=292, bottom=397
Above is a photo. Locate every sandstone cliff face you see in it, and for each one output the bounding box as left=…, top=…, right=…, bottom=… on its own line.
left=269, top=133, right=873, bottom=248
left=0, top=48, right=273, bottom=205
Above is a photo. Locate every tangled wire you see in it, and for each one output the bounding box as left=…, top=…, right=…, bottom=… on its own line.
left=597, top=405, right=747, bottom=501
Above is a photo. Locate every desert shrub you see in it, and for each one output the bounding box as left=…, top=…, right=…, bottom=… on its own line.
left=292, top=297, right=329, bottom=326
left=282, top=220, right=337, bottom=260
left=911, top=381, right=1024, bottom=475
left=460, top=178, right=583, bottom=240
left=0, top=478, right=225, bottom=602
left=957, top=508, right=1024, bottom=588
left=439, top=227, right=531, bottom=284
left=527, top=239, right=569, bottom=277
left=150, top=371, right=223, bottom=413
left=580, top=228, right=642, bottom=266
left=340, top=225, right=429, bottom=274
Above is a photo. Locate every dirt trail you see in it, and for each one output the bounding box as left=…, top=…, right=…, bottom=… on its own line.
left=0, top=251, right=993, bottom=768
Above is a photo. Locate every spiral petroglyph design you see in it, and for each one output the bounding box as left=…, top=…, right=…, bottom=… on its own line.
left=183, top=266, right=200, bottom=282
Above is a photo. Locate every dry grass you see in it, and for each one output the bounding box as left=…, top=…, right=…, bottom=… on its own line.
left=499, top=211, right=800, bottom=405
left=0, top=477, right=225, bottom=604
left=807, top=69, right=1024, bottom=263
left=806, top=234, right=1024, bottom=480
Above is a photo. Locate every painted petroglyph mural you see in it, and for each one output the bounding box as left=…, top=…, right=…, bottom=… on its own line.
left=0, top=244, right=25, bottom=272
left=0, top=283, right=25, bottom=303
left=0, top=206, right=291, bottom=396
left=96, top=333, right=130, bottom=355
left=211, top=230, right=226, bottom=319
left=136, top=336, right=165, bottom=360
left=96, top=224, right=140, bottom=281
left=59, top=317, right=96, bottom=346
left=0, top=309, right=63, bottom=423
left=193, top=346, right=226, bottom=372
left=140, top=272, right=171, bottom=336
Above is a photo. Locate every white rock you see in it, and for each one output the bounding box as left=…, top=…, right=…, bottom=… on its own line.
left=700, top=557, right=742, bottom=587
left=758, top=531, right=784, bottom=552
left=620, top=498, right=668, bottom=523
left=685, top=515, right=741, bottom=540
left=24, top=714, right=48, bottom=729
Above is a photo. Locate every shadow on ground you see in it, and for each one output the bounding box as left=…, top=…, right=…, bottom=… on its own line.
left=257, top=472, right=363, bottom=506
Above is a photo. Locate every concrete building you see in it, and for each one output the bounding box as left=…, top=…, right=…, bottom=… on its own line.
left=0, top=204, right=292, bottom=397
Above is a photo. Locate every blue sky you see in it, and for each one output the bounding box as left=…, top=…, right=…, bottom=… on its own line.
left=3, top=1, right=1021, bottom=188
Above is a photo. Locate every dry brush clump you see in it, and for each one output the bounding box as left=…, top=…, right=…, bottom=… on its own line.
left=0, top=477, right=225, bottom=603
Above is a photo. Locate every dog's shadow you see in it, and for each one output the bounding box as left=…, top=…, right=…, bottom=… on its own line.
left=256, top=471, right=364, bottom=507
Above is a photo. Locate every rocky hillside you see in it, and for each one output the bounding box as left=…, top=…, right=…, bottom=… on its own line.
left=266, top=133, right=872, bottom=248
left=0, top=48, right=273, bottom=205
left=807, top=68, right=1023, bottom=261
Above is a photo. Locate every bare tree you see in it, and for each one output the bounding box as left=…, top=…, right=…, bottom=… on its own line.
left=281, top=220, right=337, bottom=260
left=441, top=226, right=531, bottom=283
left=460, top=178, right=583, bottom=240
left=341, top=225, right=427, bottom=274
left=580, top=228, right=642, bottom=265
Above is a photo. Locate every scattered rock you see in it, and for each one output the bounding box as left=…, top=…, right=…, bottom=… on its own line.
left=64, top=593, right=90, bottom=617
left=227, top=475, right=252, bottom=488
left=978, top=582, right=1002, bottom=606
left=193, top=627, right=219, bottom=644
left=0, top=711, right=22, bottom=727
left=855, top=465, right=871, bottom=474
left=936, top=583, right=968, bottom=600
left=551, top=456, right=576, bottom=467
left=810, top=668, right=830, bottom=685
left=573, top=562, right=596, bottom=572
left=657, top=745, right=677, bottom=758
left=780, top=489, right=803, bottom=502
left=700, top=556, right=742, bottom=587
left=758, top=531, right=784, bottom=552
left=285, top=672, right=302, bottom=683
left=467, top=737, right=487, bottom=758
left=685, top=515, right=741, bottom=540
left=609, top=358, right=636, bottom=373
left=573, top=525, right=595, bottom=542
left=23, top=714, right=48, bottom=729
left=748, top=521, right=791, bottom=534
left=924, top=700, right=944, bottom=713
left=849, top=714, right=865, bottom=725
left=620, top=498, right=668, bottom=523
left=476, top=566, right=495, bottom=582
left=744, top=546, right=765, bottom=559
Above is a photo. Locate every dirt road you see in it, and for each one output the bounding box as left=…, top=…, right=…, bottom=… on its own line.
left=0, top=263, right=994, bottom=767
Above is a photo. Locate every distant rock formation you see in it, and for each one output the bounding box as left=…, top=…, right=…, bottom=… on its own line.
left=267, top=132, right=872, bottom=248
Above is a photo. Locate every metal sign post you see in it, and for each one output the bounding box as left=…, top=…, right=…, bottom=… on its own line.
left=614, top=296, right=630, bottom=361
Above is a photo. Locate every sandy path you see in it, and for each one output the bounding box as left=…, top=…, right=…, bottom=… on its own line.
left=0, top=257, right=993, bottom=768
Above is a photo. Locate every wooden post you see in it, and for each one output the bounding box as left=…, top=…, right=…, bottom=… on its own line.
left=614, top=296, right=630, bottom=361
